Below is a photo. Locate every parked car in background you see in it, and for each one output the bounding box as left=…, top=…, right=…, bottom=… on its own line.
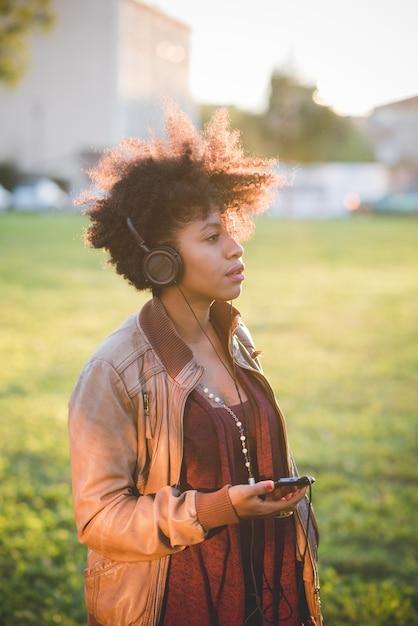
left=359, top=190, right=418, bottom=215
left=11, top=177, right=70, bottom=212
left=0, top=184, right=12, bottom=211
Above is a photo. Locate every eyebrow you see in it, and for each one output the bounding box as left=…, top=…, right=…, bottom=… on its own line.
left=200, top=221, right=221, bottom=232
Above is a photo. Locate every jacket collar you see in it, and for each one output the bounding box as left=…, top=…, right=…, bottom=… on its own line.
left=137, top=295, right=241, bottom=379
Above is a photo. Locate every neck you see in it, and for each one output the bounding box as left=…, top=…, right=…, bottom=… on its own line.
left=158, top=286, right=214, bottom=344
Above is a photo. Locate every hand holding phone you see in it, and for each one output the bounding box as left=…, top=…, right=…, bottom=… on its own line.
left=260, top=475, right=315, bottom=501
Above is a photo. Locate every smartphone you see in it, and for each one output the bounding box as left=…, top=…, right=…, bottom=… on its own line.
left=274, top=475, right=316, bottom=489
left=259, top=475, right=315, bottom=501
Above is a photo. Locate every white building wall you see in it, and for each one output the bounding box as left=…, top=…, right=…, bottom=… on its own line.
left=0, top=0, right=197, bottom=198
left=0, top=0, right=119, bottom=189
left=117, top=0, right=197, bottom=137
left=268, top=162, right=389, bottom=218
left=367, top=98, right=418, bottom=167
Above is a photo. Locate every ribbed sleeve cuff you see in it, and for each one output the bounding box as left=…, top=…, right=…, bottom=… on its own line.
left=195, top=484, right=240, bottom=531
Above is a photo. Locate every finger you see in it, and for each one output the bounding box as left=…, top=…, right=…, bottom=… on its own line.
left=264, top=484, right=303, bottom=502
left=265, top=491, right=289, bottom=502
left=287, top=487, right=307, bottom=501
left=253, top=480, right=275, bottom=496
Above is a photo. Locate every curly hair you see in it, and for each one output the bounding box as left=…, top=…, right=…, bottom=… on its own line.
left=75, top=99, right=286, bottom=296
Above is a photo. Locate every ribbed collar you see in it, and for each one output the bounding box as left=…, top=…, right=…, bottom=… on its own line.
left=137, top=295, right=241, bottom=379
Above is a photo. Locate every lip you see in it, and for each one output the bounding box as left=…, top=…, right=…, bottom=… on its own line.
left=225, top=263, right=245, bottom=277
left=227, top=272, right=245, bottom=282
left=225, top=263, right=245, bottom=282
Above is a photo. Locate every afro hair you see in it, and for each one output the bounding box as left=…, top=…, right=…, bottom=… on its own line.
left=74, top=99, right=286, bottom=295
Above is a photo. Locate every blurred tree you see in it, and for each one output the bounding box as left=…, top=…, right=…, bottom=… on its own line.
left=200, top=69, right=375, bottom=163
left=0, top=0, right=56, bottom=86
left=262, top=70, right=375, bottom=162
left=200, top=103, right=268, bottom=157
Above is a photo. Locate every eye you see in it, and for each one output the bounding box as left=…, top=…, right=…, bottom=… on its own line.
left=206, top=234, right=219, bottom=242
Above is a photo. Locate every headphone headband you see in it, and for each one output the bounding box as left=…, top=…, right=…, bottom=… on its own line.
left=126, top=217, right=150, bottom=254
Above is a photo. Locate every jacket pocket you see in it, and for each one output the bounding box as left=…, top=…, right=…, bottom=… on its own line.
left=83, top=557, right=121, bottom=623
left=83, top=557, right=156, bottom=626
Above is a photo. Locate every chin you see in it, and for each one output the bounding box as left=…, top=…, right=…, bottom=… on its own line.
left=218, top=283, right=243, bottom=301
left=192, top=281, right=243, bottom=302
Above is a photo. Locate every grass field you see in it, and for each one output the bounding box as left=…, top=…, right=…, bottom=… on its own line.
left=0, top=211, right=417, bottom=625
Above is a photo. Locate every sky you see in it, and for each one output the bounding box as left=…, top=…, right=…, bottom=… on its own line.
left=152, top=0, right=418, bottom=117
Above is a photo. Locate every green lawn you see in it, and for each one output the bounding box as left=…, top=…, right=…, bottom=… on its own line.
left=1, top=211, right=417, bottom=625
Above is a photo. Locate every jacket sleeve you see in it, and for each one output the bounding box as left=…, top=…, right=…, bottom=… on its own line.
left=67, top=358, right=238, bottom=562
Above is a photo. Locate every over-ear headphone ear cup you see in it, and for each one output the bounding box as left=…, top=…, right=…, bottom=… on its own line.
left=142, top=245, right=183, bottom=287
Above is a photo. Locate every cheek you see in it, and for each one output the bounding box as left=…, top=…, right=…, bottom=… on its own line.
left=181, top=246, right=220, bottom=279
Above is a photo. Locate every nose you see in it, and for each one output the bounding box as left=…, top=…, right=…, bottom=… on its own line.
left=225, top=234, right=244, bottom=259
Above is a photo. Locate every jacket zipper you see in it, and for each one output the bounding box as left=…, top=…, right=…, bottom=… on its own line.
left=143, top=391, right=152, bottom=440
left=140, top=390, right=166, bottom=626
left=143, top=391, right=149, bottom=416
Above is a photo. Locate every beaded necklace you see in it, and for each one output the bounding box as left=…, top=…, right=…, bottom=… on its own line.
left=196, top=381, right=256, bottom=485
left=172, top=287, right=254, bottom=487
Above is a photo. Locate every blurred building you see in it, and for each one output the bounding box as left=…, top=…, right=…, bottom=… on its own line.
left=268, top=162, right=389, bottom=218
left=366, top=95, right=418, bottom=191
left=0, top=0, right=198, bottom=199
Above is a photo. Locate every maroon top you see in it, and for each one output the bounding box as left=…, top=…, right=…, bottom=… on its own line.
left=158, top=365, right=312, bottom=626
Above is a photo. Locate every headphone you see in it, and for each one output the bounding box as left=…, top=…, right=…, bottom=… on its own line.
left=126, top=215, right=314, bottom=623
left=126, top=216, right=183, bottom=288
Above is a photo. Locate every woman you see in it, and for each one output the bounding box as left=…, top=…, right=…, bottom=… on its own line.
left=68, top=103, right=322, bottom=626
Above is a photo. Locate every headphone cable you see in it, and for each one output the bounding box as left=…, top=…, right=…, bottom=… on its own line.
left=174, top=284, right=255, bottom=477
left=173, top=284, right=313, bottom=624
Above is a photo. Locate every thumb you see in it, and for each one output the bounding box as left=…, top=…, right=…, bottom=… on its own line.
left=252, top=480, right=275, bottom=495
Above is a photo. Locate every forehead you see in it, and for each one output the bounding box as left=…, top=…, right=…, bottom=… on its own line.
left=176, top=207, right=245, bottom=242
left=181, top=208, right=223, bottom=234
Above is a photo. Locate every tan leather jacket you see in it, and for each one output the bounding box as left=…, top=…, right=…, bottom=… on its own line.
left=68, top=296, right=323, bottom=626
